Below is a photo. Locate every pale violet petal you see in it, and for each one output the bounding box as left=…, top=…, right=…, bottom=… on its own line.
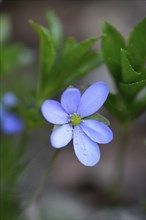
left=77, top=82, right=109, bottom=117
left=41, top=100, right=69, bottom=124
left=61, top=88, right=81, bottom=114
left=80, top=120, right=113, bottom=144
left=73, top=126, right=100, bottom=166
left=50, top=124, right=73, bottom=148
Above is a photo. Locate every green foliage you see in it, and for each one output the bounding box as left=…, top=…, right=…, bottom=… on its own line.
left=102, top=18, right=146, bottom=123
left=0, top=193, right=20, bottom=220
left=121, top=49, right=141, bottom=83
left=104, top=93, right=129, bottom=122
left=46, top=10, right=63, bottom=49
left=0, top=43, right=33, bottom=76
left=29, top=20, right=56, bottom=93
left=127, top=18, right=146, bottom=71
left=0, top=14, right=32, bottom=220
left=85, top=112, right=110, bottom=126
left=0, top=14, right=34, bottom=76
left=101, top=21, right=125, bottom=82
left=119, top=80, right=146, bottom=99
left=0, top=138, right=25, bottom=220
left=29, top=11, right=103, bottom=105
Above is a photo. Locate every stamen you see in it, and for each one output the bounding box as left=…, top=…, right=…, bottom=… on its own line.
left=70, top=114, right=82, bottom=126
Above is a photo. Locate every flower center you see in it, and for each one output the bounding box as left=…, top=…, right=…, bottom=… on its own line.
left=70, top=114, right=82, bottom=126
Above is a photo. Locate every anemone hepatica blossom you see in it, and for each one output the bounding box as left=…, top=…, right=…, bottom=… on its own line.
left=0, top=92, right=24, bottom=134
left=41, top=82, right=113, bottom=166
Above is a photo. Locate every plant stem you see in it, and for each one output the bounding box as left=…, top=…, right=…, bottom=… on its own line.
left=108, top=123, right=130, bottom=204
left=28, top=149, right=61, bottom=205
left=115, top=123, right=129, bottom=186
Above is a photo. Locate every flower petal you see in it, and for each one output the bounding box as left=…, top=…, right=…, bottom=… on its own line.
left=41, top=100, right=69, bottom=124
left=2, top=92, right=18, bottom=108
left=61, top=88, right=81, bottom=114
left=1, top=113, right=24, bottom=134
left=77, top=82, right=109, bottom=117
left=73, top=126, right=100, bottom=166
left=51, top=124, right=73, bottom=148
left=80, top=120, right=113, bottom=144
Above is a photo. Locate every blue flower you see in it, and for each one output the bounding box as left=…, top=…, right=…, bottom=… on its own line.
left=0, top=92, right=25, bottom=134
left=2, top=92, right=18, bottom=108
left=41, top=82, right=113, bottom=166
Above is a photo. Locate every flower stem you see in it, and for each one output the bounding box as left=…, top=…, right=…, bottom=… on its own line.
left=107, top=123, right=130, bottom=204
left=28, top=149, right=61, bottom=205
left=115, top=123, right=129, bottom=186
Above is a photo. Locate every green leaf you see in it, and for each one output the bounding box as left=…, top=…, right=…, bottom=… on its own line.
left=0, top=44, right=33, bottom=76
left=60, top=37, right=97, bottom=68
left=30, top=13, right=102, bottom=105
left=120, top=80, right=146, bottom=99
left=46, top=10, right=63, bottom=48
left=101, top=21, right=125, bottom=81
left=85, top=112, right=110, bottom=126
left=64, top=51, right=103, bottom=84
left=130, top=95, right=146, bottom=120
left=36, top=36, right=101, bottom=105
left=60, top=37, right=97, bottom=75
left=29, top=20, right=56, bottom=92
left=141, top=68, right=146, bottom=80
left=0, top=44, right=22, bottom=75
left=127, top=17, right=146, bottom=71
left=45, top=38, right=98, bottom=92
left=121, top=49, right=141, bottom=83
left=104, top=93, right=130, bottom=122
left=41, top=52, right=102, bottom=103
left=61, top=37, right=76, bottom=54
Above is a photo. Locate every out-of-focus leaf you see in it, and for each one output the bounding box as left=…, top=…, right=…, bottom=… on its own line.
left=101, top=21, right=125, bottom=81
left=0, top=45, right=22, bottom=75
left=85, top=112, right=110, bottom=125
left=0, top=44, right=33, bottom=76
left=0, top=142, right=23, bottom=186
left=0, top=191, right=20, bottom=220
left=46, top=10, right=63, bottom=48
left=140, top=68, right=146, bottom=81
left=127, top=17, right=146, bottom=71
left=0, top=14, right=11, bottom=44
left=120, top=80, right=146, bottom=99
left=121, top=49, right=141, bottom=83
left=130, top=96, right=146, bottom=120
left=104, top=93, right=130, bottom=122
left=61, top=37, right=76, bottom=54
left=29, top=20, right=56, bottom=92
left=0, top=139, right=25, bottom=220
